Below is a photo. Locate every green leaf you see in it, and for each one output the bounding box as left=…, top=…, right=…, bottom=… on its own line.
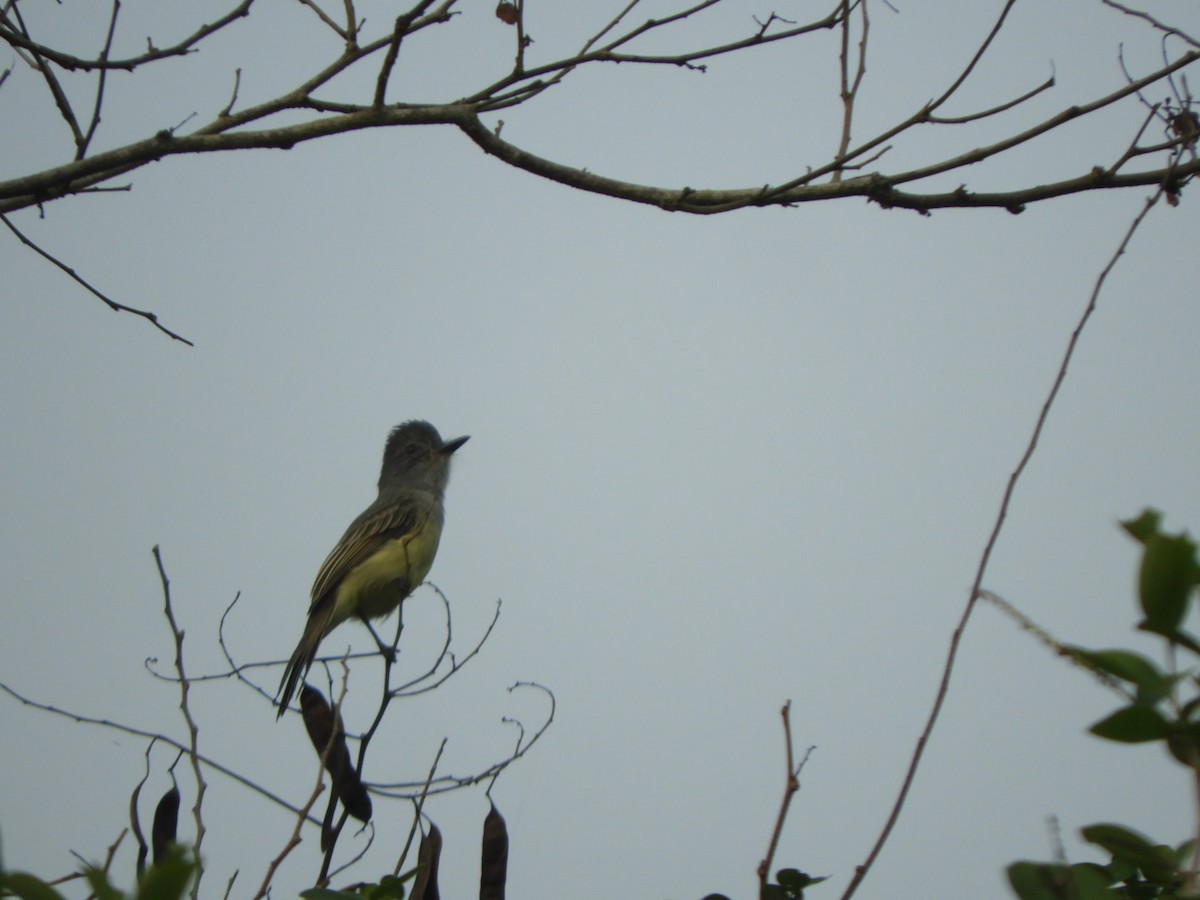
left=369, top=876, right=409, bottom=900
left=1007, top=861, right=1121, bottom=900
left=1105, top=855, right=1138, bottom=882
left=82, top=868, right=125, bottom=900
left=1080, top=823, right=1179, bottom=883
left=0, top=872, right=69, bottom=900
left=1166, top=724, right=1200, bottom=767
left=1173, top=839, right=1196, bottom=867
left=1066, top=648, right=1172, bottom=703
left=1123, top=882, right=1161, bottom=900
left=1065, top=863, right=1120, bottom=900
left=776, top=870, right=807, bottom=890
left=135, top=850, right=195, bottom=900
left=1180, top=695, right=1200, bottom=722
left=1088, top=706, right=1171, bottom=743
left=1138, top=533, right=1197, bottom=632
left=300, top=891, right=362, bottom=900
left=1006, top=861, right=1071, bottom=899
left=1122, top=509, right=1163, bottom=544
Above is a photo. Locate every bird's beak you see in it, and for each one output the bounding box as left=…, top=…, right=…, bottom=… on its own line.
left=442, top=435, right=470, bottom=455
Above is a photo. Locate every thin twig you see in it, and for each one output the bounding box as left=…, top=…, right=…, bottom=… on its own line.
left=3, top=3, right=82, bottom=146
left=838, top=182, right=1170, bottom=900
left=79, top=0, right=121, bottom=158
left=255, top=662, right=352, bottom=898
left=757, top=701, right=815, bottom=895
left=153, top=546, right=207, bottom=900
left=131, top=739, right=158, bottom=877
left=927, top=73, right=1055, bottom=125
left=930, top=0, right=1020, bottom=110
left=369, top=681, right=555, bottom=798
left=576, top=0, right=642, bottom=56
left=0, top=680, right=319, bottom=821
left=316, top=659, right=359, bottom=881
left=219, top=68, right=241, bottom=117
left=0, top=212, right=193, bottom=344
left=72, top=827, right=129, bottom=875
left=393, top=596, right=501, bottom=698
left=373, top=0, right=439, bottom=106
left=0, top=0, right=256, bottom=72
left=394, top=738, right=447, bottom=877
left=513, top=0, right=527, bottom=72
left=294, top=0, right=348, bottom=39
left=1101, top=0, right=1200, bottom=50
left=833, top=0, right=869, bottom=183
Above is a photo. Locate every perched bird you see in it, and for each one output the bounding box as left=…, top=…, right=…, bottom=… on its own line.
left=277, top=420, right=468, bottom=718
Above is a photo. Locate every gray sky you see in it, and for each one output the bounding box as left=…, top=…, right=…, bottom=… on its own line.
left=2, top=2, right=1199, bottom=898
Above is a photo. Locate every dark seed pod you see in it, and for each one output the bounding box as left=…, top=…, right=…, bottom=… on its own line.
left=410, top=823, right=442, bottom=900
left=300, top=685, right=372, bottom=823
left=151, top=786, right=180, bottom=864
left=479, top=802, right=508, bottom=900
left=495, top=1, right=517, bottom=25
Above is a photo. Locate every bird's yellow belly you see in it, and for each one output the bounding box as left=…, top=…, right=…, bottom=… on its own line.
left=331, top=524, right=441, bottom=625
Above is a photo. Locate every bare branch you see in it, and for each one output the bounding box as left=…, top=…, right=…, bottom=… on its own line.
left=153, top=546, right=208, bottom=900
left=78, top=0, right=121, bottom=158
left=833, top=0, right=870, bottom=182
left=293, top=0, right=348, bottom=40
left=4, top=3, right=84, bottom=147
left=929, top=0, right=1021, bottom=111
left=1102, top=0, right=1200, bottom=49
left=369, top=681, right=555, bottom=798
left=374, top=0, right=445, bottom=106
left=838, top=173, right=1172, bottom=900
left=0, top=212, right=193, bottom=344
left=457, top=106, right=1200, bottom=214
left=219, top=68, right=242, bottom=118
left=757, top=701, right=815, bottom=895
left=0, top=680, right=318, bottom=821
left=926, top=73, right=1056, bottom=125
left=0, top=0, right=256, bottom=72
left=392, top=739, right=447, bottom=878
left=466, top=4, right=844, bottom=110
left=2, top=0, right=1199, bottom=354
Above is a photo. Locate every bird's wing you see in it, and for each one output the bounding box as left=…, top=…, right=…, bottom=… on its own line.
left=308, top=498, right=422, bottom=610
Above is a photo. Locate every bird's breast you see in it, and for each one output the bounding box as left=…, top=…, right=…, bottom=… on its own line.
left=332, top=519, right=444, bottom=623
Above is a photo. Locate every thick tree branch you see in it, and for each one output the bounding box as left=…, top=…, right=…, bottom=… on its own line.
left=457, top=110, right=1200, bottom=214
left=3, top=0, right=1199, bottom=355
left=3, top=1, right=1196, bottom=220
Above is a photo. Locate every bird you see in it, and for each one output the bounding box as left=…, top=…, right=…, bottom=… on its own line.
left=276, top=420, right=468, bottom=718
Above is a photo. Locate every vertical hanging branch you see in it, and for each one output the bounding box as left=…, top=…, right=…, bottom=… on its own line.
left=153, top=545, right=208, bottom=900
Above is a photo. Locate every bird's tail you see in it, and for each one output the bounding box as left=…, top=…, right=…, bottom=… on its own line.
left=277, top=602, right=334, bottom=720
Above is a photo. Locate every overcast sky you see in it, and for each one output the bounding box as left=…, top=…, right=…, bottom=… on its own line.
left=3, top=2, right=1200, bottom=899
